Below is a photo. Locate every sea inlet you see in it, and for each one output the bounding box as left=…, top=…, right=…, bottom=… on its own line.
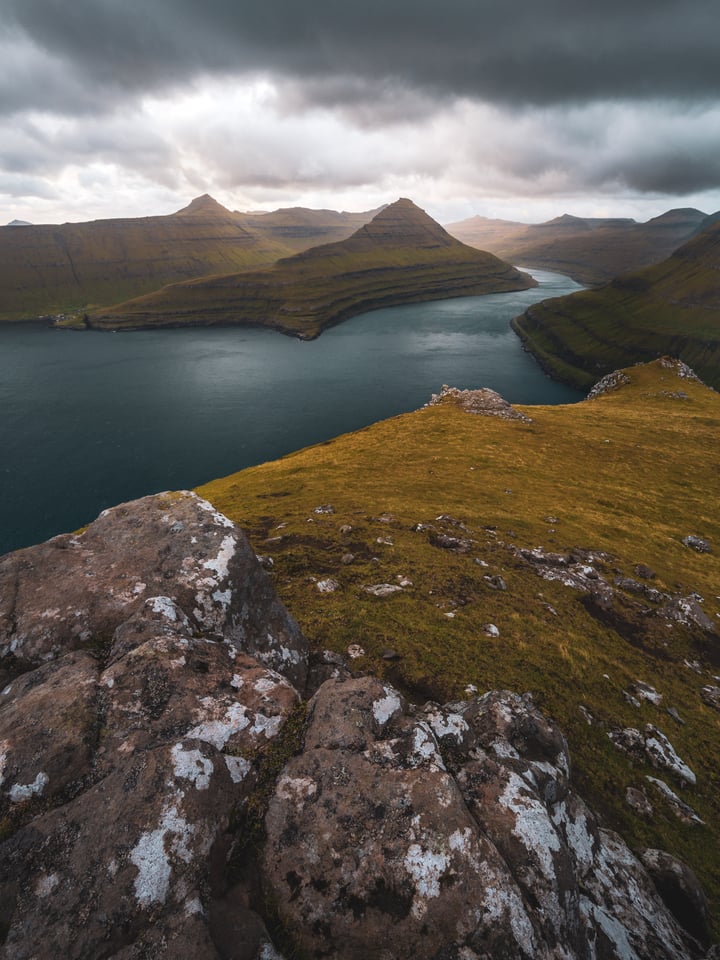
left=0, top=269, right=583, bottom=554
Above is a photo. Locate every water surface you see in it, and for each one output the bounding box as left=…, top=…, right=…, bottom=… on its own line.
left=0, top=269, right=583, bottom=553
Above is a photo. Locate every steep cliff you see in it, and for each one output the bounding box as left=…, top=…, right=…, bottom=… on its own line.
left=511, top=220, right=720, bottom=389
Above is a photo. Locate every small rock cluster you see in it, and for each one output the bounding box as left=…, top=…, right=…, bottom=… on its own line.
left=427, top=384, right=532, bottom=421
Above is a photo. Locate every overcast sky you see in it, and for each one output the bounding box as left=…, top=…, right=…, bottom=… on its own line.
left=2, top=0, right=719, bottom=225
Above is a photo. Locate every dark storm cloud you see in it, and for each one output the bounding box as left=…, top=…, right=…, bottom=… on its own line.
left=2, top=0, right=719, bottom=118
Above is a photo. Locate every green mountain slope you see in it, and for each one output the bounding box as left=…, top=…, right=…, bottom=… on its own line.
left=88, top=199, right=536, bottom=337
left=197, top=358, right=720, bottom=925
left=511, top=220, right=720, bottom=389
left=447, top=208, right=711, bottom=286
left=0, top=195, right=384, bottom=322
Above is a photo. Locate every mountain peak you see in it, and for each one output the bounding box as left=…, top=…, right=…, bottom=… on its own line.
left=353, top=197, right=457, bottom=248
left=174, top=194, right=233, bottom=217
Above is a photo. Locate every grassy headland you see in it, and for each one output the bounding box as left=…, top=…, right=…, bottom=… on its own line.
left=0, top=195, right=382, bottom=323
left=198, top=358, right=720, bottom=922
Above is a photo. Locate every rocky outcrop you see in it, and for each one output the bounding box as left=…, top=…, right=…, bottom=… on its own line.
left=0, top=490, right=307, bottom=690
left=427, top=384, right=532, bottom=421
left=263, top=681, right=705, bottom=959
left=0, top=495, right=713, bottom=958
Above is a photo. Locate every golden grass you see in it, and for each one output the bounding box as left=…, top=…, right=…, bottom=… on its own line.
left=198, top=359, right=720, bottom=923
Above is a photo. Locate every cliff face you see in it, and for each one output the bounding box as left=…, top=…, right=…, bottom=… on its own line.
left=88, top=198, right=536, bottom=337
left=510, top=220, right=720, bottom=390
left=0, top=491, right=711, bottom=959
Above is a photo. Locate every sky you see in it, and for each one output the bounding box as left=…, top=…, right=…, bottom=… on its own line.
left=2, top=0, right=720, bottom=226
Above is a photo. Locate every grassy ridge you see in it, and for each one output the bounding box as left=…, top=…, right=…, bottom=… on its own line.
left=512, top=220, right=720, bottom=389
left=88, top=199, right=535, bottom=336
left=198, top=359, right=720, bottom=924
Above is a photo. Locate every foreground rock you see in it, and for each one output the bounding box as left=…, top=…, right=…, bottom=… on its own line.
left=0, top=494, right=713, bottom=958
left=263, top=681, right=707, bottom=960
left=0, top=492, right=307, bottom=959
left=0, top=490, right=308, bottom=689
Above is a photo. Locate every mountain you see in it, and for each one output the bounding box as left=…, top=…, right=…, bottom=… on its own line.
left=87, top=198, right=536, bottom=337
left=511, top=219, right=720, bottom=390
left=0, top=196, right=381, bottom=322
left=6, top=219, right=31, bottom=226
left=1, top=360, right=718, bottom=956
left=0, top=196, right=289, bottom=321
left=446, top=208, right=712, bottom=286
left=235, top=203, right=386, bottom=252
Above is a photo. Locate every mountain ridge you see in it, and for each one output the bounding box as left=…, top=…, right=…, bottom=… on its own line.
left=86, top=198, right=536, bottom=337
left=0, top=196, right=381, bottom=322
left=446, top=207, right=714, bottom=286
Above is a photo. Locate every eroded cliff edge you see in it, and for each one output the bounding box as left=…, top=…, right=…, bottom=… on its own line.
left=0, top=493, right=714, bottom=959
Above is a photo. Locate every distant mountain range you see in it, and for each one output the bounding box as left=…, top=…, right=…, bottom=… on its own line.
left=87, top=199, right=535, bottom=337
left=446, top=208, right=715, bottom=286
left=511, top=219, right=720, bottom=389
left=0, top=196, right=376, bottom=322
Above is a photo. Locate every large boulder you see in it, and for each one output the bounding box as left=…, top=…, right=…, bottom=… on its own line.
left=0, top=493, right=306, bottom=959
left=0, top=491, right=308, bottom=689
left=262, top=680, right=706, bottom=960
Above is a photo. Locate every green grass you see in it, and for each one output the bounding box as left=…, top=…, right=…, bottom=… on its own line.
left=197, top=359, right=720, bottom=927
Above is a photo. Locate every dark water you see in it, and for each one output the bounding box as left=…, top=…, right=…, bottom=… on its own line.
left=0, top=269, right=583, bottom=554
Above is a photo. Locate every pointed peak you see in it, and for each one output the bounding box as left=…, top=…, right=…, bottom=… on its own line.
left=357, top=198, right=456, bottom=247
left=174, top=194, right=233, bottom=217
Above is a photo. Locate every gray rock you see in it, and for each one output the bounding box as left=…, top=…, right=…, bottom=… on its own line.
left=483, top=574, right=507, bottom=590
left=640, top=849, right=711, bottom=947
left=0, top=491, right=309, bottom=689
left=0, top=493, right=304, bottom=957
left=701, top=685, right=720, bottom=711
left=363, top=583, right=403, bottom=597
left=646, top=777, right=705, bottom=826
left=586, top=369, right=631, bottom=398
left=427, top=384, right=532, bottom=421
left=608, top=725, right=696, bottom=786
left=682, top=535, right=712, bottom=553
left=626, top=787, right=654, bottom=817
left=262, top=681, right=699, bottom=960
left=316, top=578, right=340, bottom=593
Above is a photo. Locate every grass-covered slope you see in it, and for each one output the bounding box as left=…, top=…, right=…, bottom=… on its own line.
left=0, top=195, right=293, bottom=322
left=198, top=358, right=720, bottom=923
left=87, top=199, right=536, bottom=337
left=447, top=208, right=711, bottom=286
left=512, top=220, right=720, bottom=390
